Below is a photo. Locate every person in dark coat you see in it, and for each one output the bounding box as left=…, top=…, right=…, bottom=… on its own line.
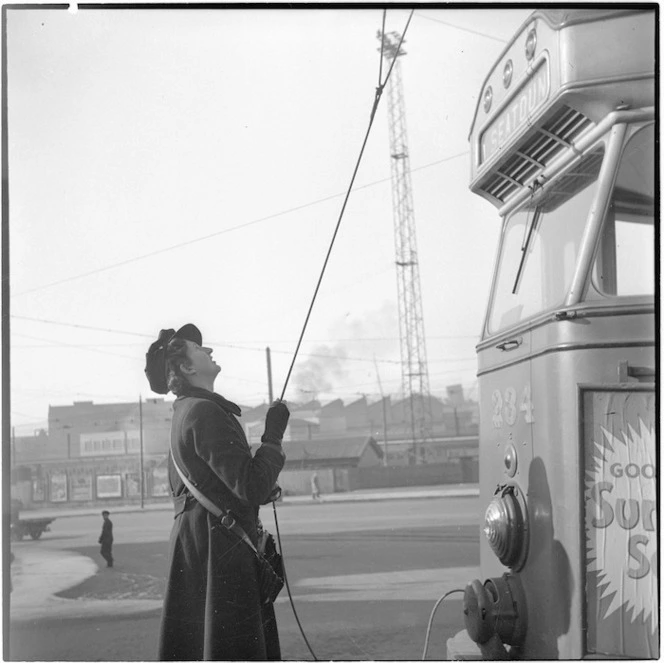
left=145, top=323, right=289, bottom=662
left=98, top=510, right=113, bottom=568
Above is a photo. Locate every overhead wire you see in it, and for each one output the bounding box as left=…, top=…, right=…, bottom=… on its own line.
left=11, top=149, right=467, bottom=298
left=13, top=313, right=479, bottom=341
left=12, top=332, right=139, bottom=360
left=11, top=321, right=401, bottom=366
left=414, top=12, right=509, bottom=43
left=11, top=12, right=504, bottom=303
left=11, top=316, right=476, bottom=365
left=12, top=332, right=272, bottom=390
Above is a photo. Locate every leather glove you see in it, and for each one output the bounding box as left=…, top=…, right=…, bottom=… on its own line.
left=262, top=484, right=283, bottom=504
left=261, top=400, right=290, bottom=444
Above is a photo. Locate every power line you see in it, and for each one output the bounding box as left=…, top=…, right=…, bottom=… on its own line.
left=13, top=333, right=139, bottom=360
left=13, top=343, right=146, bottom=349
left=229, top=335, right=478, bottom=343
left=414, top=12, right=509, bottom=43
left=12, top=332, right=273, bottom=388
left=12, top=315, right=153, bottom=338
left=13, top=314, right=478, bottom=343
left=12, top=315, right=474, bottom=366
left=11, top=152, right=466, bottom=298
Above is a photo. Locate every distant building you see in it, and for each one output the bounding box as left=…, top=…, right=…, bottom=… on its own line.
left=283, top=436, right=383, bottom=470
left=11, top=385, right=479, bottom=507
left=48, top=398, right=173, bottom=460
left=12, top=398, right=174, bottom=508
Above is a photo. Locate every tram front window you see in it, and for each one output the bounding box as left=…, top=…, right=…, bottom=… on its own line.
left=593, top=124, right=654, bottom=297
left=488, top=148, right=604, bottom=334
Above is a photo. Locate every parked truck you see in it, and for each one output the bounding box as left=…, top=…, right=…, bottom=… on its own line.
left=10, top=499, right=56, bottom=541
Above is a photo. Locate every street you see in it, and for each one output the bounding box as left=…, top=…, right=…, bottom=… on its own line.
left=9, top=496, right=479, bottom=660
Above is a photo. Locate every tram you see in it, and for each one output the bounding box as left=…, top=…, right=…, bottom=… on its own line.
left=447, top=9, right=656, bottom=660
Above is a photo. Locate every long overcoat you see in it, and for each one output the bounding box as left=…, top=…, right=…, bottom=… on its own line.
left=99, top=519, right=113, bottom=545
left=158, top=387, right=285, bottom=661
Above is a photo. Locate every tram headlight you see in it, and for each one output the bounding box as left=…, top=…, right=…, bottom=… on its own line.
left=502, top=59, right=513, bottom=88
left=483, top=484, right=528, bottom=570
left=525, top=28, right=537, bottom=60
left=483, top=85, right=493, bottom=113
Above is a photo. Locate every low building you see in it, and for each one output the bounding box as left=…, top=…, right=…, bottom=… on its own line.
left=279, top=436, right=382, bottom=495
left=283, top=436, right=383, bottom=470
left=11, top=387, right=479, bottom=507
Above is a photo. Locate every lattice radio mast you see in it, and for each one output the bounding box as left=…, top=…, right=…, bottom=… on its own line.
left=378, top=30, right=432, bottom=463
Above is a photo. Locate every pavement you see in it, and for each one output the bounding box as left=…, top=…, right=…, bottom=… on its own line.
left=9, top=483, right=479, bottom=623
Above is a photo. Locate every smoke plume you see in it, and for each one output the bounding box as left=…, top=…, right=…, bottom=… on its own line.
left=292, top=301, right=399, bottom=401
left=292, top=345, right=348, bottom=400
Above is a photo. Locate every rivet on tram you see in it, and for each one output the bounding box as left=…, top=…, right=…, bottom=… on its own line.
left=503, top=60, right=513, bottom=88
left=525, top=28, right=537, bottom=60
left=483, top=85, right=493, bottom=113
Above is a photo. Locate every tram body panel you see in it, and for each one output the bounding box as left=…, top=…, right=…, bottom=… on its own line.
left=478, top=318, right=655, bottom=658
left=476, top=330, right=534, bottom=583
left=526, top=332, right=655, bottom=658
left=450, top=9, right=655, bottom=660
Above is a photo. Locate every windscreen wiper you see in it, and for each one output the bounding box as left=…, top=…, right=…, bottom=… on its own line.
left=512, top=207, right=541, bottom=294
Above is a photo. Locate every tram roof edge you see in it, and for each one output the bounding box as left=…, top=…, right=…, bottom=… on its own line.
left=468, top=8, right=655, bottom=143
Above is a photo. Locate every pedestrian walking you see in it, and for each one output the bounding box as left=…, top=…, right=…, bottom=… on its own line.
left=145, top=323, right=288, bottom=661
left=311, top=471, right=321, bottom=501
left=98, top=510, right=113, bottom=568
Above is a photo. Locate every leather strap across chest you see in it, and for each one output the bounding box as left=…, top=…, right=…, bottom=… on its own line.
left=170, top=451, right=259, bottom=555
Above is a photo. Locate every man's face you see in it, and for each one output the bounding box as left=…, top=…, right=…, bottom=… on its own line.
left=183, top=340, right=221, bottom=380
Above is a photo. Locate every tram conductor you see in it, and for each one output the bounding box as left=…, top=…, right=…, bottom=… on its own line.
left=145, top=323, right=289, bottom=661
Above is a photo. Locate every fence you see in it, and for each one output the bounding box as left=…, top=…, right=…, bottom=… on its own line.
left=280, top=459, right=478, bottom=495
left=278, top=469, right=335, bottom=496
left=14, top=459, right=479, bottom=506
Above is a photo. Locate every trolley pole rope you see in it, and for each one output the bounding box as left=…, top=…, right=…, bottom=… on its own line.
left=272, top=10, right=414, bottom=662
left=278, top=10, right=413, bottom=402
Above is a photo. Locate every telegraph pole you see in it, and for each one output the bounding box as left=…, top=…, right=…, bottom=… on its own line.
left=378, top=30, right=432, bottom=464
left=373, top=357, right=389, bottom=467
left=139, top=395, right=144, bottom=508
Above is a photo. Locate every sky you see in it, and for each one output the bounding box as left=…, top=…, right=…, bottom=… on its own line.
left=7, top=6, right=533, bottom=435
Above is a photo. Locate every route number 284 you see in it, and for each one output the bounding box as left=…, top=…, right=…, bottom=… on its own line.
left=492, top=384, right=534, bottom=428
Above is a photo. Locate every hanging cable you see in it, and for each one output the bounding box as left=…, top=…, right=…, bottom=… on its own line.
left=271, top=499, right=319, bottom=660
left=421, top=588, right=466, bottom=660
left=271, top=11, right=414, bottom=661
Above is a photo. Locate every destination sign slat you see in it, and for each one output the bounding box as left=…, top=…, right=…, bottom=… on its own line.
left=480, top=64, right=550, bottom=165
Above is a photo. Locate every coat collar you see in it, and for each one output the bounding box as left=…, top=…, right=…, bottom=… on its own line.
left=180, top=386, right=242, bottom=417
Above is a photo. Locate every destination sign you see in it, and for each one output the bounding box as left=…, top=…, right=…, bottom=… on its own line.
left=480, top=64, right=550, bottom=164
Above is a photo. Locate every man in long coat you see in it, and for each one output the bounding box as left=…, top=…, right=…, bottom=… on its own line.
left=98, top=511, right=113, bottom=568
left=146, top=324, right=288, bottom=661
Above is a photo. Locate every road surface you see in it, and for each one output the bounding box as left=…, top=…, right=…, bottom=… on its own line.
left=9, top=495, right=480, bottom=660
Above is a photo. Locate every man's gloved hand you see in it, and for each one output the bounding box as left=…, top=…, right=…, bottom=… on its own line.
left=261, top=400, right=290, bottom=444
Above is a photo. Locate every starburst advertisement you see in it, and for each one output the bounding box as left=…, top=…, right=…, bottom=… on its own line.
left=584, top=388, right=657, bottom=658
